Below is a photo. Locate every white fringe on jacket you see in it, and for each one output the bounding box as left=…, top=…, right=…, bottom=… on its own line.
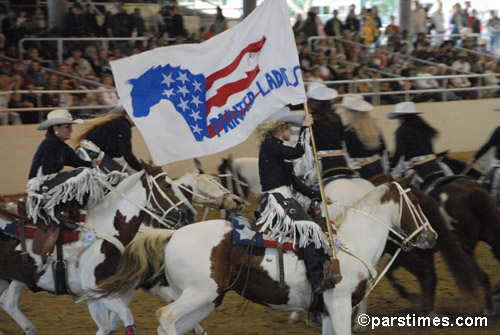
left=26, top=168, right=127, bottom=225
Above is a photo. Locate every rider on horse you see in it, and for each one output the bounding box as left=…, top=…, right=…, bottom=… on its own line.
left=387, top=102, right=451, bottom=185
left=256, top=111, right=338, bottom=295
left=74, top=104, right=142, bottom=174
left=470, top=107, right=500, bottom=200
left=307, top=83, right=353, bottom=178
left=339, top=94, right=389, bottom=182
left=28, top=109, right=102, bottom=226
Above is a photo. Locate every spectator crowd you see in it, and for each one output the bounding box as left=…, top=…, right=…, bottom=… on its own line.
left=0, top=0, right=499, bottom=125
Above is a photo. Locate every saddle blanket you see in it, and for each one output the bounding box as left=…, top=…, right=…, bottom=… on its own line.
left=312, top=174, right=355, bottom=191
left=231, top=215, right=299, bottom=253
left=0, top=220, right=81, bottom=244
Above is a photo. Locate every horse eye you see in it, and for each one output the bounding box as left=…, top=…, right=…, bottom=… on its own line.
left=164, top=183, right=172, bottom=189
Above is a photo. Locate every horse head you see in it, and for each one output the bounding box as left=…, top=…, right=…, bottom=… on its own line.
left=141, top=161, right=196, bottom=229
left=174, top=167, right=246, bottom=213
left=388, top=174, right=438, bottom=250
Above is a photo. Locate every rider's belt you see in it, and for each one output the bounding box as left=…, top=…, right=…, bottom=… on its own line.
left=409, top=154, right=437, bottom=167
left=317, top=150, right=345, bottom=158
left=351, top=154, right=381, bottom=168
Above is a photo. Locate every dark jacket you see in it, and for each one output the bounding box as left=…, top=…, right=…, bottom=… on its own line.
left=474, top=127, right=500, bottom=161
left=344, top=126, right=386, bottom=179
left=29, top=135, right=92, bottom=179
left=259, top=128, right=320, bottom=199
left=84, top=116, right=142, bottom=171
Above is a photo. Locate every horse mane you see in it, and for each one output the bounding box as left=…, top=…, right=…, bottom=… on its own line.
left=333, top=183, right=390, bottom=226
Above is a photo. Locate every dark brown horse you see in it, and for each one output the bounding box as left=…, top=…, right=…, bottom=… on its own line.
left=381, top=168, right=500, bottom=317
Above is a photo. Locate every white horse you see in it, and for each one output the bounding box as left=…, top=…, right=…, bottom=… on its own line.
left=90, top=177, right=437, bottom=335
left=217, top=156, right=261, bottom=200
left=0, top=162, right=194, bottom=335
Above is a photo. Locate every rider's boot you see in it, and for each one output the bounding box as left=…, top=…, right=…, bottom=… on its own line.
left=303, top=244, right=337, bottom=294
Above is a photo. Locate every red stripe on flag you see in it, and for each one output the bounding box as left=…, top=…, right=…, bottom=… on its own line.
left=206, top=66, right=260, bottom=116
left=205, top=36, right=266, bottom=91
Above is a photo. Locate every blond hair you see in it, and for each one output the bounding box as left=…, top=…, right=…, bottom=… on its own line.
left=256, top=121, right=288, bottom=144
left=348, top=111, right=381, bottom=150
left=73, top=111, right=126, bottom=144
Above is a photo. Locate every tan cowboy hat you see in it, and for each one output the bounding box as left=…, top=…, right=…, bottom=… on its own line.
left=387, top=102, right=422, bottom=119
left=307, top=82, right=339, bottom=101
left=263, top=106, right=305, bottom=126
left=37, top=109, right=83, bottom=130
left=337, top=94, right=373, bottom=112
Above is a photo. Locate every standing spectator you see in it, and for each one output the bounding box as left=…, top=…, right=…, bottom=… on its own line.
left=168, top=3, right=187, bottom=38
left=371, top=6, right=382, bottom=46
left=83, top=4, right=100, bottom=37
left=109, top=1, right=135, bottom=53
left=65, top=47, right=94, bottom=77
left=293, top=13, right=304, bottom=36
left=62, top=2, right=89, bottom=37
left=411, top=2, right=427, bottom=37
left=470, top=9, right=481, bottom=35
left=344, top=8, right=360, bottom=33
left=431, top=2, right=446, bottom=45
left=361, top=16, right=375, bottom=47
left=487, top=10, right=500, bottom=56
left=464, top=1, right=473, bottom=28
left=213, top=6, right=228, bottom=35
left=2, top=9, right=18, bottom=48
left=324, top=9, right=343, bottom=37
left=451, top=3, right=468, bottom=42
left=385, top=15, right=400, bottom=42
left=132, top=8, right=146, bottom=37
left=301, top=11, right=319, bottom=40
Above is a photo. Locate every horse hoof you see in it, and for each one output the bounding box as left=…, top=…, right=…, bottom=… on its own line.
left=482, top=308, right=496, bottom=317
left=352, top=324, right=367, bottom=333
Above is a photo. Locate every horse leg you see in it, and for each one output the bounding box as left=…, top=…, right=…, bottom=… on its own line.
left=352, top=298, right=368, bottom=333
left=109, top=289, right=137, bottom=332
left=469, top=257, right=495, bottom=316
left=87, top=301, right=112, bottom=335
left=0, top=281, right=38, bottom=335
left=156, top=289, right=216, bottom=335
left=324, top=292, right=352, bottom=335
left=287, top=311, right=303, bottom=324
left=99, top=297, right=137, bottom=334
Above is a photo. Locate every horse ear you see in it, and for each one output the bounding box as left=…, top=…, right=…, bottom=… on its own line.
left=141, top=160, right=157, bottom=174
left=436, top=150, right=449, bottom=158
left=227, top=154, right=233, bottom=161
left=193, top=158, right=205, bottom=174
left=401, top=172, right=416, bottom=188
left=385, top=173, right=395, bottom=182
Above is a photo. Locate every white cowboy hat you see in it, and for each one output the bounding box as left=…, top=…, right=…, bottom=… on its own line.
left=37, top=109, right=83, bottom=130
left=307, top=83, right=339, bottom=101
left=263, top=106, right=305, bottom=126
left=337, top=94, right=373, bottom=112
left=387, top=102, right=422, bottom=119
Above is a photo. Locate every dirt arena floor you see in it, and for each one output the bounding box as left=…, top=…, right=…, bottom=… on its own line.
left=2, top=179, right=500, bottom=335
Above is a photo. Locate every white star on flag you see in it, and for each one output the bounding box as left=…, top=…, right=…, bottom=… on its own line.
left=178, top=72, right=189, bottom=84
left=178, top=97, right=189, bottom=111
left=192, top=80, right=202, bottom=91
left=190, top=123, right=202, bottom=134
left=161, top=73, right=175, bottom=87
left=191, top=95, right=202, bottom=107
left=162, top=88, right=174, bottom=98
left=189, top=110, right=202, bottom=121
left=177, top=85, right=189, bottom=97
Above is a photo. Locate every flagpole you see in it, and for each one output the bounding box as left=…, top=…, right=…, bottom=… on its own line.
left=304, top=102, right=339, bottom=264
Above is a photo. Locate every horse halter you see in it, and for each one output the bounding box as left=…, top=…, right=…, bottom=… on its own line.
left=390, top=182, right=433, bottom=251
left=144, top=172, right=196, bottom=229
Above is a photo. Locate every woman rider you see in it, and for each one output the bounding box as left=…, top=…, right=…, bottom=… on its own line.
left=339, top=94, right=388, bottom=183
left=256, top=110, right=339, bottom=294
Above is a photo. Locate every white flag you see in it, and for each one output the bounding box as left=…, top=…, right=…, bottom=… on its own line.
left=111, top=0, right=306, bottom=165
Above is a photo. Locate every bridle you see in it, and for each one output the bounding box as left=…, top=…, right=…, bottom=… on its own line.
left=96, top=171, right=195, bottom=229
left=175, top=174, right=245, bottom=210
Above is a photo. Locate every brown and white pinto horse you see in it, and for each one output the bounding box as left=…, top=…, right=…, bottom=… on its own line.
left=92, top=178, right=436, bottom=335
left=0, top=162, right=194, bottom=335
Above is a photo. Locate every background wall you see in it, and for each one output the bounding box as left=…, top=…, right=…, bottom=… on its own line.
left=1, top=98, right=499, bottom=195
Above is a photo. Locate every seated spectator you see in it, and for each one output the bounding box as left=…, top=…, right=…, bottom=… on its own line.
left=449, top=68, right=477, bottom=99
left=483, top=61, right=500, bottom=97
left=353, top=63, right=374, bottom=94
left=309, top=66, right=326, bottom=82
left=65, top=47, right=94, bottom=77
left=28, top=61, right=47, bottom=89
left=98, top=73, right=118, bottom=106
left=9, top=74, right=38, bottom=124
left=0, top=75, right=21, bottom=125
left=414, top=65, right=442, bottom=102
left=452, top=51, right=471, bottom=73
left=13, top=60, right=33, bottom=90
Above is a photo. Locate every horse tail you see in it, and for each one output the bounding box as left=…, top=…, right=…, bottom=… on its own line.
left=92, top=229, right=175, bottom=298
left=468, top=187, right=500, bottom=261
left=421, top=193, right=481, bottom=302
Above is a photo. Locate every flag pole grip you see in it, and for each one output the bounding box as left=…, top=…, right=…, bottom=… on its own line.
left=303, top=102, right=338, bottom=260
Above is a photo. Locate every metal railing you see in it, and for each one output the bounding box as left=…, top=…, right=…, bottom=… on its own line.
left=19, top=37, right=151, bottom=65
